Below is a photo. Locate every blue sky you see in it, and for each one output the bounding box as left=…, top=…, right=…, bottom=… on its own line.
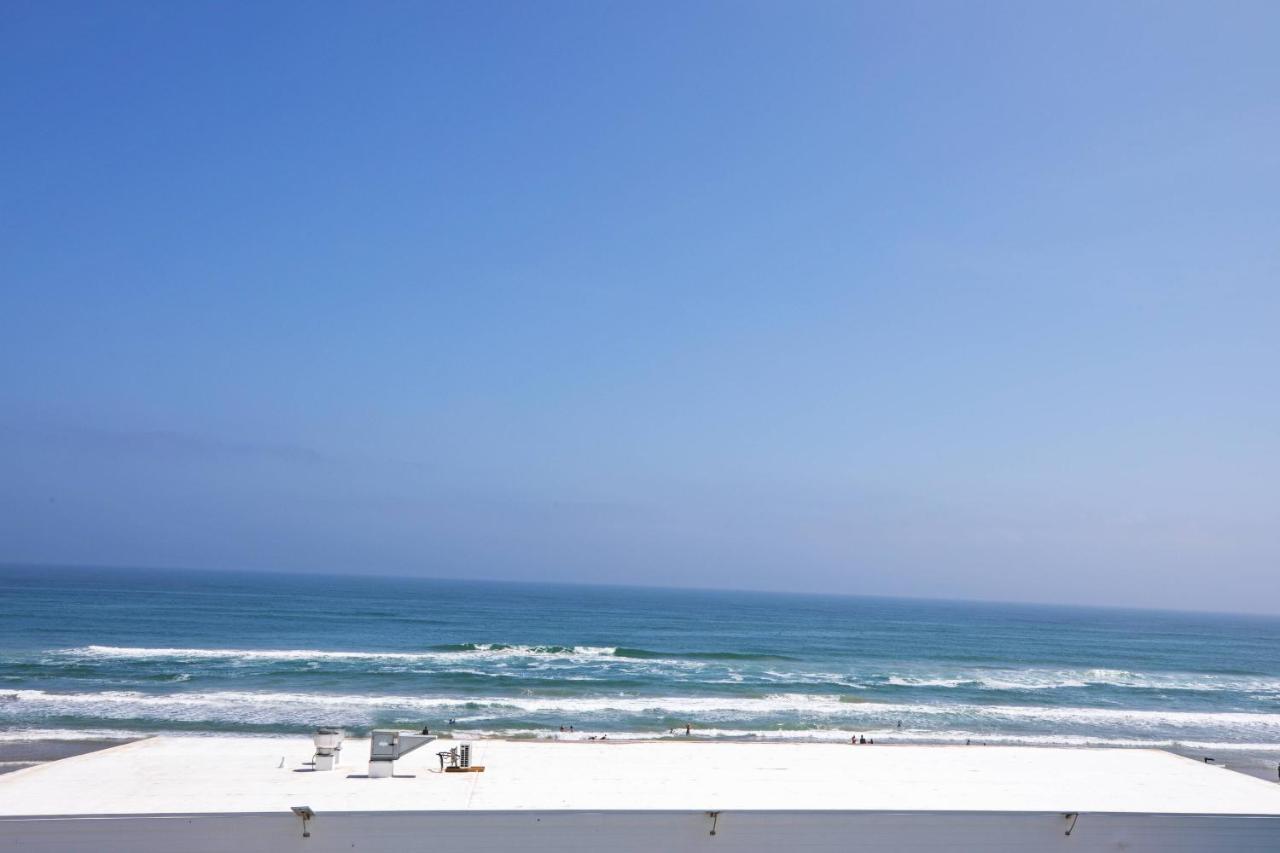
left=2, top=2, right=1277, bottom=612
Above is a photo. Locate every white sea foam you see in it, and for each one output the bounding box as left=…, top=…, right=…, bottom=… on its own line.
left=52, top=647, right=1280, bottom=695
left=62, top=644, right=622, bottom=662
left=50, top=645, right=720, bottom=676
left=3, top=722, right=1279, bottom=755
left=0, top=726, right=154, bottom=743
left=883, top=667, right=1280, bottom=694
left=5, top=689, right=1280, bottom=740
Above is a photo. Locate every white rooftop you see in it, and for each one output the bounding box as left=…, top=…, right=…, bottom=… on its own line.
left=2, top=736, right=1279, bottom=817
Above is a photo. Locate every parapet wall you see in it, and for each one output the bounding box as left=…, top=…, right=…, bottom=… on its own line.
left=4, top=810, right=1280, bottom=852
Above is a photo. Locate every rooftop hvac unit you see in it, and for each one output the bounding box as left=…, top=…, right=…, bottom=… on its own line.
left=368, top=729, right=436, bottom=778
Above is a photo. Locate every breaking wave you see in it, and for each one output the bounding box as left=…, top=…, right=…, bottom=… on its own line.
left=6, top=688, right=1280, bottom=738
left=49, top=647, right=1280, bottom=695
left=612, top=648, right=800, bottom=662
left=58, top=644, right=622, bottom=663
left=882, top=668, right=1280, bottom=693
left=60, top=645, right=802, bottom=665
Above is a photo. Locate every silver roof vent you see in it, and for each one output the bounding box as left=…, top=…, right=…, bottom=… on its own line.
left=312, top=728, right=344, bottom=771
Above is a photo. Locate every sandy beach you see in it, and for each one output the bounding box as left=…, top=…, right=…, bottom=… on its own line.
left=0, top=738, right=133, bottom=775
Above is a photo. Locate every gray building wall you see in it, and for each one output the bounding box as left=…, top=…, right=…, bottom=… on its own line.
left=3, top=810, right=1280, bottom=852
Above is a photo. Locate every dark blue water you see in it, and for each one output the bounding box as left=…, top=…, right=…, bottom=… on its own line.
left=2, top=566, right=1279, bottom=751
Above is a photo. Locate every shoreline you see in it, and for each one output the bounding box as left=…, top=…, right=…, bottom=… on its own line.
left=0, top=738, right=136, bottom=775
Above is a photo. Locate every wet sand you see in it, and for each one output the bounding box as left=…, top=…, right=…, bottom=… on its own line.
left=0, top=739, right=135, bottom=775
left=1166, top=746, right=1280, bottom=783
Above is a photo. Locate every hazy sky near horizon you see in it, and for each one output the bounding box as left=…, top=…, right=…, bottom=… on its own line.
left=2, top=2, right=1278, bottom=613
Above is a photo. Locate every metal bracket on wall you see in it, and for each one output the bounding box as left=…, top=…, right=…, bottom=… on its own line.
left=1064, top=812, right=1080, bottom=836
left=291, top=805, right=315, bottom=839
left=708, top=810, right=721, bottom=836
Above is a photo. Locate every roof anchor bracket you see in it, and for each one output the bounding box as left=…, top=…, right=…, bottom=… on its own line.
left=291, top=805, right=315, bottom=839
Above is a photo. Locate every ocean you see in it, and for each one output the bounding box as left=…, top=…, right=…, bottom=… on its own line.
left=2, top=566, right=1279, bottom=756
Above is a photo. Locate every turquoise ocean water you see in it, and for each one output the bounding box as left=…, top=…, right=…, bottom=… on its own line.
left=2, top=566, right=1279, bottom=753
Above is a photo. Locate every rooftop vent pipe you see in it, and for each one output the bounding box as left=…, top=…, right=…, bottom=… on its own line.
left=312, top=728, right=344, bottom=771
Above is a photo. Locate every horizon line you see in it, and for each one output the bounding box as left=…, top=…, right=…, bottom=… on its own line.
left=3, top=559, right=1278, bottom=621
